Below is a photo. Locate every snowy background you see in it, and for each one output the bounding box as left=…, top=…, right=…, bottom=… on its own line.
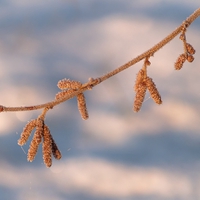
left=0, top=1, right=200, bottom=200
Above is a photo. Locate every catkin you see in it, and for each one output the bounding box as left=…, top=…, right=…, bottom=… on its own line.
left=43, top=125, right=61, bottom=160
left=18, top=119, right=37, bottom=146
left=186, top=43, right=195, bottom=55
left=27, top=131, right=42, bottom=162
left=57, top=79, right=82, bottom=90
left=55, top=89, right=74, bottom=100
left=146, top=77, right=162, bottom=105
left=134, top=69, right=145, bottom=91
left=43, top=125, right=52, bottom=167
left=174, top=54, right=186, bottom=70
left=35, top=118, right=44, bottom=144
left=51, top=137, right=62, bottom=160
left=77, top=93, right=89, bottom=120
left=133, top=82, right=147, bottom=112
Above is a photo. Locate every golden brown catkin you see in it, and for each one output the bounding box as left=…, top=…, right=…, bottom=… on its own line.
left=145, top=77, right=162, bottom=104
left=174, top=54, right=187, bottom=70
left=18, top=119, right=37, bottom=146
left=43, top=125, right=52, bottom=167
left=27, top=131, right=43, bottom=162
left=57, top=79, right=82, bottom=90
left=55, top=89, right=74, bottom=100
left=35, top=118, right=44, bottom=144
left=51, top=137, right=62, bottom=160
left=77, top=93, right=89, bottom=120
left=43, top=125, right=62, bottom=160
left=186, top=43, right=196, bottom=55
left=134, top=69, right=145, bottom=92
left=133, top=82, right=147, bottom=112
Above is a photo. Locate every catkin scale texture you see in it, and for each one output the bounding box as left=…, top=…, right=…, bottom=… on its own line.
left=18, top=119, right=37, bottom=146
left=146, top=77, right=162, bottom=105
left=175, top=54, right=186, bottom=70
left=55, top=89, right=74, bottom=100
left=77, top=93, right=89, bottom=120
left=43, top=125, right=52, bottom=167
left=57, top=79, right=82, bottom=90
left=27, top=131, right=42, bottom=162
left=134, top=69, right=145, bottom=92
left=133, top=82, right=147, bottom=112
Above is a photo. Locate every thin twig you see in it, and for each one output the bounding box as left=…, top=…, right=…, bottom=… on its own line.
left=1, top=8, right=200, bottom=113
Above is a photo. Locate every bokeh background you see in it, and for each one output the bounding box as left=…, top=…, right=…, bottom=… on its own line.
left=0, top=1, right=200, bottom=200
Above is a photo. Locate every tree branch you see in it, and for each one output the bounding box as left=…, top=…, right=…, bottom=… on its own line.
left=1, top=8, right=200, bottom=113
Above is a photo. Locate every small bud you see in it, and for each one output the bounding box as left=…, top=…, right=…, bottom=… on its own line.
left=187, top=54, right=194, bottom=62
left=179, top=33, right=185, bottom=41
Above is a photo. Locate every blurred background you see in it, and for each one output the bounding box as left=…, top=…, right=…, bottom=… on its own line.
left=0, top=1, right=200, bottom=200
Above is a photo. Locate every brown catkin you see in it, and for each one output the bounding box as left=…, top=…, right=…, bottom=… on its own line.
left=133, top=82, right=147, bottom=112
left=43, top=125, right=52, bottom=167
left=146, top=77, right=162, bottom=105
left=134, top=69, right=145, bottom=91
left=51, top=137, right=62, bottom=160
left=55, top=89, right=74, bottom=100
left=27, top=131, right=42, bottom=162
left=57, top=79, right=82, bottom=90
left=43, top=125, right=61, bottom=160
left=18, top=119, right=37, bottom=146
left=186, top=43, right=195, bottom=55
left=77, top=93, right=89, bottom=120
left=174, top=54, right=186, bottom=70
left=35, top=118, right=44, bottom=144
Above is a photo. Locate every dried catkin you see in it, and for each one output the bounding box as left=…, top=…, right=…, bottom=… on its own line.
left=57, top=79, right=82, bottom=90
left=35, top=118, right=44, bottom=144
left=18, top=119, right=37, bottom=146
left=174, top=54, right=186, bottom=70
left=186, top=43, right=195, bottom=55
left=146, top=77, right=162, bottom=105
left=55, top=89, right=74, bottom=100
left=51, top=137, right=62, bottom=160
left=27, top=131, right=42, bottom=162
left=133, top=82, right=147, bottom=112
left=43, top=125, right=52, bottom=167
left=77, top=93, right=89, bottom=120
left=134, top=69, right=145, bottom=91
left=43, top=125, right=61, bottom=160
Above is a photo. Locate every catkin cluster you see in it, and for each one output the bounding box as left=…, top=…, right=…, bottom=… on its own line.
left=56, top=78, right=89, bottom=120
left=18, top=115, right=61, bottom=167
left=133, top=67, right=162, bottom=112
left=175, top=32, right=196, bottom=70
